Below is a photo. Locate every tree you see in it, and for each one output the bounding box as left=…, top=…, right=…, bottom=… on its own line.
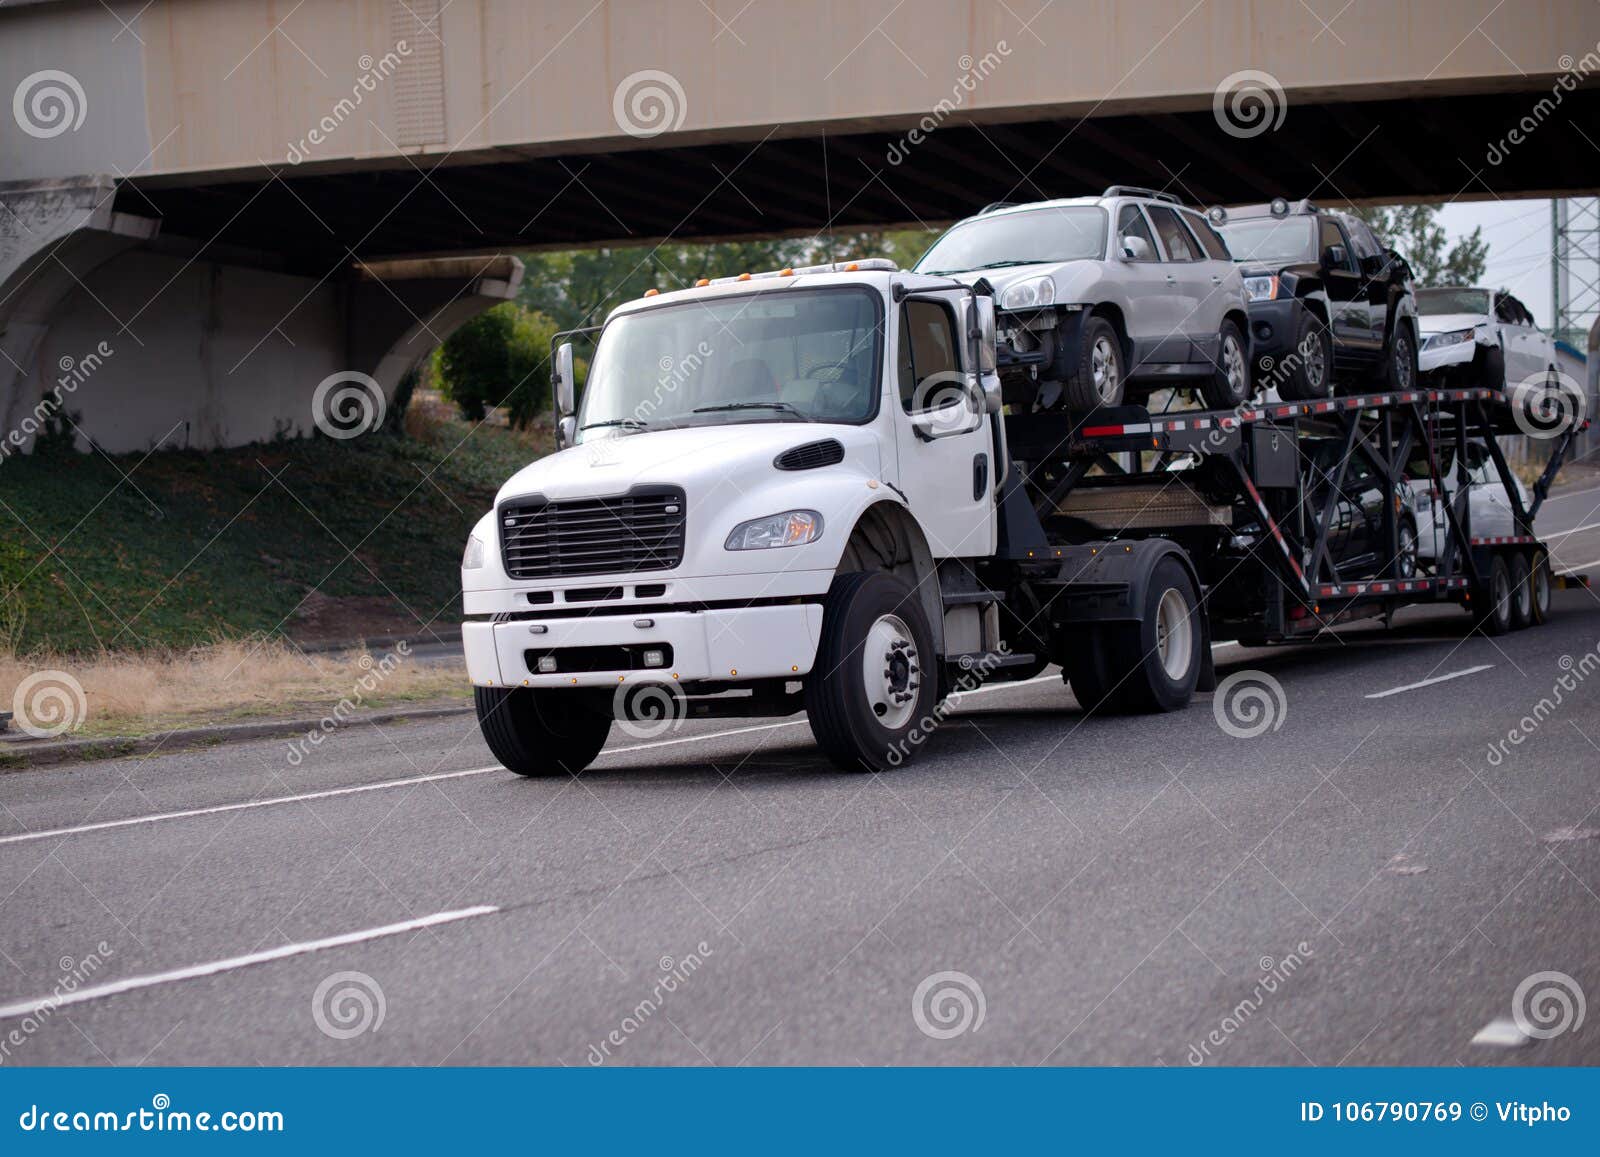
left=1349, top=204, right=1488, bottom=286
left=435, top=303, right=560, bottom=428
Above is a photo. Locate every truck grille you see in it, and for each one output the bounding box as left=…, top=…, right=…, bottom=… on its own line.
left=499, top=487, right=686, bottom=580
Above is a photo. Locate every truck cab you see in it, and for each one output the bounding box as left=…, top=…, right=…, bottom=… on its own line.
left=461, top=261, right=1016, bottom=775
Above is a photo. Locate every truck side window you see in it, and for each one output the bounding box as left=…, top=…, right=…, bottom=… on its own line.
left=1116, top=205, right=1158, bottom=262
left=1146, top=206, right=1199, bottom=261
left=899, top=300, right=960, bottom=413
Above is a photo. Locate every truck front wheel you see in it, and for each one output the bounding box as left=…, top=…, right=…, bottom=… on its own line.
left=805, top=571, right=939, bottom=772
left=1067, top=557, right=1203, bottom=714
left=475, top=686, right=612, bottom=777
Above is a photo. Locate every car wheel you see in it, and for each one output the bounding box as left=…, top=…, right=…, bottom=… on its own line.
left=475, top=686, right=612, bottom=777
left=1529, top=550, right=1552, bottom=625
left=1200, top=319, right=1250, bottom=409
left=804, top=571, right=939, bottom=772
left=1380, top=321, right=1419, bottom=392
left=1277, top=312, right=1333, bottom=401
left=1508, top=552, right=1534, bottom=630
left=1062, top=316, right=1126, bottom=411
left=1472, top=554, right=1514, bottom=636
left=1396, top=516, right=1418, bottom=579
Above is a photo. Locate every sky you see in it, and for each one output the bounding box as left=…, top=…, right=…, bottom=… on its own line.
left=1435, top=198, right=1587, bottom=337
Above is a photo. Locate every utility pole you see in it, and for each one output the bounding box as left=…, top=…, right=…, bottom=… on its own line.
left=1552, top=197, right=1600, bottom=347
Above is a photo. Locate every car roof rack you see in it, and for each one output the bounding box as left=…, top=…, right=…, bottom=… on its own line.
left=1102, top=185, right=1181, bottom=205
left=977, top=201, right=1022, bottom=215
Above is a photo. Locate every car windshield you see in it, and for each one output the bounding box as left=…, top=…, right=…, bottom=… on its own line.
left=914, top=206, right=1108, bottom=273
left=1416, top=288, right=1490, bottom=316
left=1216, top=217, right=1317, bottom=265
left=576, top=287, right=881, bottom=438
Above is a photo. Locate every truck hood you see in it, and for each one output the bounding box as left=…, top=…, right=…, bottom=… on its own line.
left=1416, top=312, right=1484, bottom=335
left=495, top=422, right=882, bottom=504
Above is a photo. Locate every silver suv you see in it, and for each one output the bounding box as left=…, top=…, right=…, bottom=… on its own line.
left=913, top=187, right=1251, bottom=412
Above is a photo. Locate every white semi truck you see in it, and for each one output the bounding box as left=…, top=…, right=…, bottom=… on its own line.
left=459, top=259, right=1580, bottom=776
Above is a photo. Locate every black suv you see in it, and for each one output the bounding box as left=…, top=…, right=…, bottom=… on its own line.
left=1212, top=199, right=1419, bottom=401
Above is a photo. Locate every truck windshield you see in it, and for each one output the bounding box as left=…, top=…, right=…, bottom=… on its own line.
left=1215, top=217, right=1317, bottom=265
left=1415, top=288, right=1490, bottom=316
left=914, top=206, right=1108, bottom=273
left=577, top=287, right=882, bottom=437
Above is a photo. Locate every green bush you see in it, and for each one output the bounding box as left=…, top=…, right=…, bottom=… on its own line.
left=436, top=304, right=559, bottom=428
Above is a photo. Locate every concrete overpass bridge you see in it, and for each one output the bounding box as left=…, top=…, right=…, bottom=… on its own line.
left=3, top=0, right=1598, bottom=452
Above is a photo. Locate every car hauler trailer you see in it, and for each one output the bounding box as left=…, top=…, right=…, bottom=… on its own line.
left=459, top=262, right=1587, bottom=776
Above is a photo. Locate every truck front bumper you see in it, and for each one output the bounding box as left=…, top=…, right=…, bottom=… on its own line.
left=463, top=603, right=826, bottom=689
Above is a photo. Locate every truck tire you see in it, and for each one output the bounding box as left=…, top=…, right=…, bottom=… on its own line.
left=805, top=571, right=939, bottom=772
left=1508, top=551, right=1533, bottom=630
left=1277, top=312, right=1333, bottom=401
left=1529, top=549, right=1553, bottom=625
left=1068, top=557, right=1203, bottom=714
left=475, top=686, right=612, bottom=777
left=1200, top=319, right=1251, bottom=409
left=1473, top=554, right=1514, bottom=636
left=1062, top=315, right=1126, bottom=411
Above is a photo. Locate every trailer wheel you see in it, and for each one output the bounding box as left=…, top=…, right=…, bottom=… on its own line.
left=1062, top=316, right=1126, bottom=411
left=475, top=686, right=612, bottom=777
left=1473, top=554, right=1515, bottom=636
left=1070, top=558, right=1203, bottom=714
left=805, top=571, right=939, bottom=772
left=1277, top=313, right=1333, bottom=401
left=1508, top=552, right=1534, bottom=630
left=1200, top=319, right=1250, bottom=409
left=1529, top=549, right=1553, bottom=625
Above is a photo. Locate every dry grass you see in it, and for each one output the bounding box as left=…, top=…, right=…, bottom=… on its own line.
left=1, top=638, right=467, bottom=740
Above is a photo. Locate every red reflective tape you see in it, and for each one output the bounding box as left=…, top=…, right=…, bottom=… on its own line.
left=1080, top=425, right=1123, bottom=437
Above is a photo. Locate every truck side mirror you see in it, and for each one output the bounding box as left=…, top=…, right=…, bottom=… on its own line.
left=557, top=416, right=577, bottom=449
left=972, top=295, right=997, bottom=374
left=554, top=342, right=576, bottom=417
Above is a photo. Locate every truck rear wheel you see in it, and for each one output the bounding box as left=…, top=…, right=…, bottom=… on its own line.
left=1508, top=551, right=1533, bottom=630
left=475, top=686, right=612, bottom=777
left=1473, top=555, right=1514, bottom=636
left=1067, top=557, right=1202, bottom=714
left=805, top=571, right=939, bottom=772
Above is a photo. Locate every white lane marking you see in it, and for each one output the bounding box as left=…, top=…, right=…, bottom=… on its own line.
left=1364, top=664, right=1494, bottom=699
left=1470, top=1017, right=1532, bottom=1048
left=1543, top=519, right=1600, bottom=540
left=1557, top=556, right=1600, bottom=576
left=0, top=906, right=497, bottom=1022
left=0, top=669, right=1074, bottom=848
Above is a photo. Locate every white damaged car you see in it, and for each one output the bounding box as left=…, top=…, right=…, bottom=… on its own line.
left=1416, top=286, right=1556, bottom=391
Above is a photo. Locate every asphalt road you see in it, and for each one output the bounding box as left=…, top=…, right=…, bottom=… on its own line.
left=2, top=500, right=1598, bottom=1067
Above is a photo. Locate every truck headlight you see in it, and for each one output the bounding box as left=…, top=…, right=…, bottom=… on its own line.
left=1242, top=275, right=1279, bottom=302
left=724, top=510, right=823, bottom=550
left=998, top=276, right=1056, bottom=310
left=462, top=533, right=486, bottom=569
left=1422, top=327, right=1475, bottom=350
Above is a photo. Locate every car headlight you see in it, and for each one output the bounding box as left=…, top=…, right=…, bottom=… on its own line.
left=462, top=533, right=486, bottom=569
left=724, top=510, right=823, bottom=550
left=1242, top=275, right=1278, bottom=302
left=1422, top=327, right=1476, bottom=350
left=998, top=276, right=1056, bottom=311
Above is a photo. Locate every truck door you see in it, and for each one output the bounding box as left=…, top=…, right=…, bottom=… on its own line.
left=893, top=295, right=997, bottom=559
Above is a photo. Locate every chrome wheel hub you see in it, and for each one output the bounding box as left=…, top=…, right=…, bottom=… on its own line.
left=1091, top=336, right=1121, bottom=403
left=1154, top=588, right=1193, bottom=680
left=863, top=613, right=920, bottom=729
